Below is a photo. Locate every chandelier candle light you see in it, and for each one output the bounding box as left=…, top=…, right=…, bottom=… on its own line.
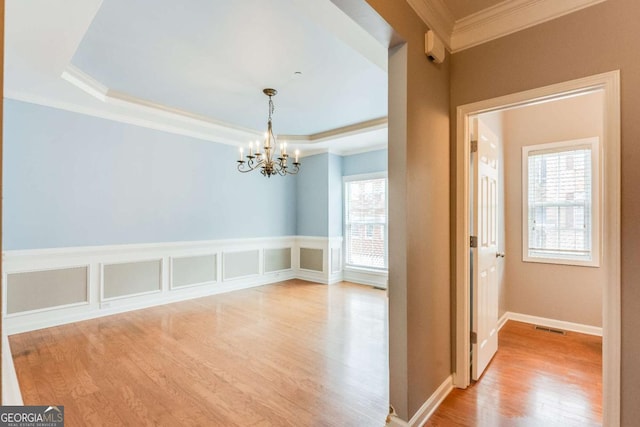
left=237, top=88, right=301, bottom=177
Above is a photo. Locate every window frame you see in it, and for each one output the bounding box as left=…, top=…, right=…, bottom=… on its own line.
left=522, top=137, right=601, bottom=267
left=343, top=172, right=388, bottom=271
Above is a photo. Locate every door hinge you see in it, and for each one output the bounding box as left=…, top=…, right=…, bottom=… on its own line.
left=470, top=139, right=478, bottom=153
left=471, top=331, right=477, bottom=344
left=470, top=236, right=478, bottom=248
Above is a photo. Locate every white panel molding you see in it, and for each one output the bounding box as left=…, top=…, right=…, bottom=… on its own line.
left=505, top=312, right=603, bottom=336
left=385, top=375, right=453, bottom=427
left=222, top=249, right=260, bottom=281
left=3, top=264, right=91, bottom=318
left=169, top=254, right=218, bottom=290
left=100, top=258, right=163, bottom=303
left=2, top=236, right=341, bottom=334
left=2, top=335, right=23, bottom=405
left=450, top=0, right=607, bottom=52
left=296, top=236, right=344, bottom=284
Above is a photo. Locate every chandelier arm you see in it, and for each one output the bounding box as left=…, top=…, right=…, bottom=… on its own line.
left=235, top=88, right=301, bottom=177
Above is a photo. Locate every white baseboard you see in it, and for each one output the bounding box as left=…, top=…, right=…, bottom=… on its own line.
left=343, top=267, right=388, bottom=289
left=504, top=311, right=602, bottom=336
left=2, top=335, right=23, bottom=405
left=386, top=415, right=409, bottom=427
left=498, top=311, right=509, bottom=331
left=385, top=375, right=453, bottom=427
left=408, top=375, right=453, bottom=426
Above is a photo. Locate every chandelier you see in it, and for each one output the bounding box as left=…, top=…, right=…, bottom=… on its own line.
left=237, top=88, right=300, bottom=177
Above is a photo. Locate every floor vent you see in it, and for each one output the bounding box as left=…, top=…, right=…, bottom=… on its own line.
left=534, top=325, right=566, bottom=335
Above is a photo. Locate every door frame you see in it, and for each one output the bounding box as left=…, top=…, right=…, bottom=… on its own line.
left=454, top=71, right=621, bottom=426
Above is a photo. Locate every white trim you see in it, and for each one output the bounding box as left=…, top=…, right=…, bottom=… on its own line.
left=53, top=65, right=392, bottom=155
left=385, top=375, right=453, bottom=426
left=343, top=173, right=389, bottom=271
left=3, top=236, right=344, bottom=333
left=521, top=137, right=601, bottom=267
left=61, top=65, right=108, bottom=102
left=100, top=258, right=164, bottom=302
left=343, top=267, right=388, bottom=289
left=405, top=0, right=455, bottom=49
left=454, top=70, right=620, bottom=427
left=3, top=264, right=91, bottom=317
left=408, top=375, right=453, bottom=426
left=168, top=253, right=218, bottom=290
left=2, top=335, right=23, bottom=405
left=451, top=0, right=606, bottom=53
left=342, top=171, right=388, bottom=182
left=385, top=416, right=408, bottom=427
left=411, top=0, right=606, bottom=54
left=498, top=311, right=509, bottom=331
left=505, top=311, right=602, bottom=336
left=221, top=249, right=261, bottom=281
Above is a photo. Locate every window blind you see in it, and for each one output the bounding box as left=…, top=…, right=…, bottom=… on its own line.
left=527, top=145, right=592, bottom=260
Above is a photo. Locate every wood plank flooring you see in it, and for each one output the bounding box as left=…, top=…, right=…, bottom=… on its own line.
left=10, top=280, right=389, bottom=426
left=425, top=320, right=602, bottom=427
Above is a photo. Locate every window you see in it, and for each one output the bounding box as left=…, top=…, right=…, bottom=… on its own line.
left=344, top=173, right=387, bottom=269
left=522, top=137, right=600, bottom=266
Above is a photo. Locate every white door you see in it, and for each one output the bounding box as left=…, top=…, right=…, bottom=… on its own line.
left=471, top=118, right=501, bottom=380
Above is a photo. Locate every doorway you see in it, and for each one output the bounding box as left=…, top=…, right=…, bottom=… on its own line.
left=454, top=71, right=621, bottom=425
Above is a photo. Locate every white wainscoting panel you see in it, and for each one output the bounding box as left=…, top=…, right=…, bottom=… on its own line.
left=170, top=254, right=217, bottom=289
left=3, top=237, right=300, bottom=334
left=0, top=236, right=392, bottom=334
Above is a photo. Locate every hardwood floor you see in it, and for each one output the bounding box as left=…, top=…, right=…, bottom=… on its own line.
left=10, top=280, right=389, bottom=426
left=425, top=320, right=602, bottom=427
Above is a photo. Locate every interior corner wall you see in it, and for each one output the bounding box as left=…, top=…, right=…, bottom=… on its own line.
left=450, top=1, right=640, bottom=423
left=296, top=153, right=330, bottom=237
left=365, top=0, right=451, bottom=421
left=3, top=99, right=296, bottom=250
left=342, top=149, right=388, bottom=176
left=328, top=153, right=343, bottom=238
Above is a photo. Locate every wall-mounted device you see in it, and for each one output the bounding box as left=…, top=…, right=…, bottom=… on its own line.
left=425, top=30, right=445, bottom=64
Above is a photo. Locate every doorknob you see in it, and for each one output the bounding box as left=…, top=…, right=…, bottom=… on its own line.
left=496, top=252, right=505, bottom=258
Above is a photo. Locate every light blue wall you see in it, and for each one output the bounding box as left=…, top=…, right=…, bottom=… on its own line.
left=342, top=149, right=387, bottom=176
left=3, top=100, right=296, bottom=250
left=328, top=154, right=343, bottom=237
left=295, top=153, right=329, bottom=237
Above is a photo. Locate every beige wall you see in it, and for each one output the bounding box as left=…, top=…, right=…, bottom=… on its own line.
left=362, top=0, right=452, bottom=421
left=450, top=1, right=640, bottom=423
left=502, top=92, right=604, bottom=326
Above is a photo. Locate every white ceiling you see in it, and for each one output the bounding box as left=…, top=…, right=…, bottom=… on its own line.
left=4, top=0, right=389, bottom=154
left=7, top=0, right=604, bottom=154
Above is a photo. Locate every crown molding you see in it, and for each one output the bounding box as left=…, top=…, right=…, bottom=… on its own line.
left=11, top=64, right=388, bottom=152
left=60, top=64, right=260, bottom=144
left=450, top=0, right=606, bottom=52
left=413, top=0, right=606, bottom=54
left=405, top=0, right=454, bottom=48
